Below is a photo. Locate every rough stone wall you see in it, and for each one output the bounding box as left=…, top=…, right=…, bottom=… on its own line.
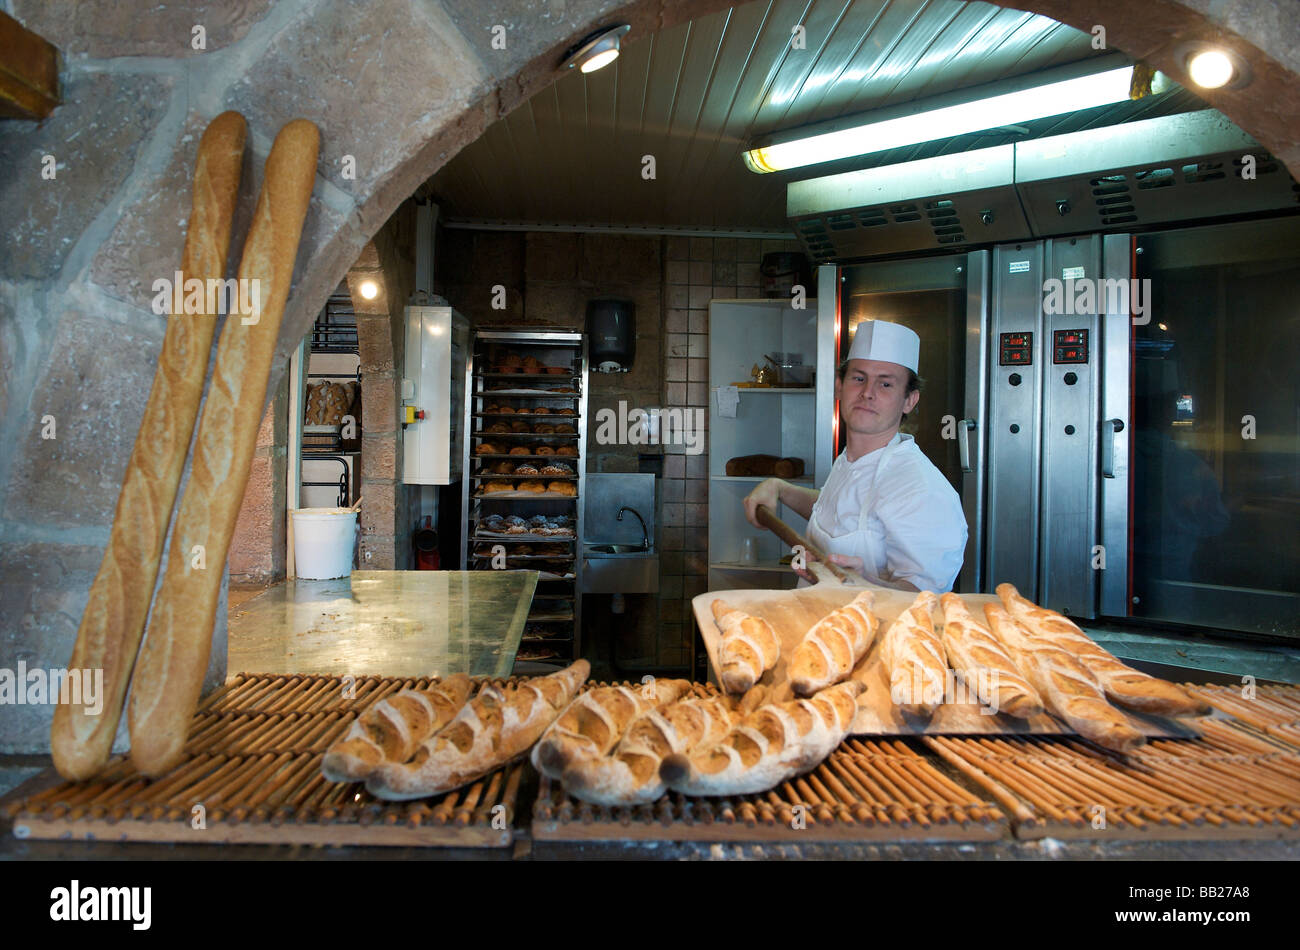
left=1, top=0, right=1298, bottom=752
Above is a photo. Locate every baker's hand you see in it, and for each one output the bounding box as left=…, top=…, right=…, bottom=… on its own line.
left=743, top=478, right=781, bottom=529
left=794, top=552, right=864, bottom=584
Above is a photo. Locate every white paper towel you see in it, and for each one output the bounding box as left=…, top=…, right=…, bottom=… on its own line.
left=716, top=385, right=740, bottom=418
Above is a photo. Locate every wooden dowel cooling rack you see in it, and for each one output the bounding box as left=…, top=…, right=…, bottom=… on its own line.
left=7, top=677, right=1300, bottom=849
left=4, top=672, right=528, bottom=848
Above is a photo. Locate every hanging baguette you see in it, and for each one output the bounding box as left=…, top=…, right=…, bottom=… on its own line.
left=366, top=660, right=589, bottom=801
left=996, top=583, right=1209, bottom=717
left=128, top=119, right=320, bottom=777
left=879, top=590, right=948, bottom=718
left=321, top=674, right=474, bottom=783
left=984, top=603, right=1145, bottom=753
left=50, top=113, right=248, bottom=782
left=939, top=593, right=1043, bottom=719
left=788, top=591, right=878, bottom=695
left=560, top=693, right=736, bottom=806
left=659, top=680, right=864, bottom=796
left=530, top=678, right=691, bottom=780
left=711, top=598, right=781, bottom=694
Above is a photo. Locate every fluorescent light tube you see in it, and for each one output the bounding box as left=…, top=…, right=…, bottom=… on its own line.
left=745, top=65, right=1134, bottom=173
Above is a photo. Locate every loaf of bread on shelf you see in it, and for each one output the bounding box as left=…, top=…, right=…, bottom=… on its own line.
left=710, top=598, right=781, bottom=694
left=939, top=593, right=1043, bottom=719
left=788, top=591, right=878, bottom=695
left=556, top=445, right=577, bottom=457
left=984, top=603, right=1145, bottom=753
left=531, top=679, right=691, bottom=780
left=366, top=660, right=590, bottom=800
left=554, top=423, right=577, bottom=434
left=880, top=591, right=948, bottom=718
left=724, top=454, right=805, bottom=478
left=509, top=446, right=531, bottom=456
left=475, top=442, right=501, bottom=455
left=996, top=584, right=1209, bottom=717
left=483, top=480, right=516, bottom=494
left=560, top=693, right=737, bottom=805
left=660, top=681, right=864, bottom=796
left=321, top=674, right=474, bottom=783
left=547, top=480, right=577, bottom=497
left=517, top=479, right=545, bottom=493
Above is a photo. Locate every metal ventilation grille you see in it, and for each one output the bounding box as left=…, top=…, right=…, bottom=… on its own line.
left=792, top=193, right=1006, bottom=262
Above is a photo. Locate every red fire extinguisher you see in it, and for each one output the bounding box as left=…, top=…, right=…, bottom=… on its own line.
left=413, top=516, right=439, bottom=570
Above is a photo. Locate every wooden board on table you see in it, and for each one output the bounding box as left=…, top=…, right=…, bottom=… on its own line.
left=692, top=570, right=1207, bottom=740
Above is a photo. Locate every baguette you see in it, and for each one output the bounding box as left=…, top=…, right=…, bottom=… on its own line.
left=880, top=591, right=948, bottom=717
left=366, top=660, right=589, bottom=800
left=788, top=591, right=878, bottom=695
left=560, top=693, right=736, bottom=806
left=51, top=112, right=248, bottom=781
left=530, top=678, right=691, bottom=780
left=711, top=598, right=781, bottom=694
left=996, top=584, right=1209, bottom=717
left=939, top=593, right=1043, bottom=719
left=984, top=603, right=1145, bottom=753
left=659, top=681, right=864, bottom=796
left=320, top=674, right=474, bottom=783
left=128, top=119, right=320, bottom=776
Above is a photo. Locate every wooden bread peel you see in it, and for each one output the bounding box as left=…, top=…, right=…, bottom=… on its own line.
left=753, top=504, right=851, bottom=583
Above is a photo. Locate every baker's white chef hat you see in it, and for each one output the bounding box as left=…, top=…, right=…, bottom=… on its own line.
left=846, top=320, right=920, bottom=373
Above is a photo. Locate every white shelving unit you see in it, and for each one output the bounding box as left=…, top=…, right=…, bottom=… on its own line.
left=707, top=296, right=836, bottom=592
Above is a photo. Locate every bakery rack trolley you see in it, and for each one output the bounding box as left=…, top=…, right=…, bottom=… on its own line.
left=460, top=329, right=588, bottom=666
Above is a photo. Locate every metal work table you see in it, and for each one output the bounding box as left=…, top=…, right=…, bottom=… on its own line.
left=227, top=570, right=538, bottom=679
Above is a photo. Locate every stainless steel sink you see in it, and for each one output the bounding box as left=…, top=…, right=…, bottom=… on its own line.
left=582, top=543, right=659, bottom=593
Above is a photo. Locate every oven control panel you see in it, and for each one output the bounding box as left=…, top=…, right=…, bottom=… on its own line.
left=1053, top=328, right=1089, bottom=364
left=999, top=332, right=1033, bottom=366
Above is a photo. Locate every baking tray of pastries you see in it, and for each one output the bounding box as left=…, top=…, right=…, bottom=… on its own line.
left=693, top=573, right=1212, bottom=743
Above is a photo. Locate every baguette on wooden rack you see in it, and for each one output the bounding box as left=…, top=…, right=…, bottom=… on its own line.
left=365, top=660, right=589, bottom=800
left=939, top=593, right=1043, bottom=719
left=996, top=584, right=1209, bottom=717
left=711, top=599, right=781, bottom=694
left=984, top=603, right=1145, bottom=753
left=787, top=591, right=878, bottom=695
left=50, top=112, right=248, bottom=782
left=320, top=674, right=474, bottom=783
left=880, top=591, right=948, bottom=717
left=530, top=678, right=691, bottom=780
left=659, top=680, right=864, bottom=796
left=128, top=119, right=320, bottom=777
left=559, top=693, right=736, bottom=806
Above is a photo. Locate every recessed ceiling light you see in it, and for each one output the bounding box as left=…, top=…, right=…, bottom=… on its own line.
left=358, top=279, right=379, bottom=300
left=561, top=24, right=630, bottom=74
left=1178, top=42, right=1252, bottom=90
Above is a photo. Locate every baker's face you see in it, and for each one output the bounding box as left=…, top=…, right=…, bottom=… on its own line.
left=835, top=359, right=919, bottom=436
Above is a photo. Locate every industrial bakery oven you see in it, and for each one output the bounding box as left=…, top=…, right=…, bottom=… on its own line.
left=795, top=111, right=1300, bottom=642
left=460, top=329, right=589, bottom=664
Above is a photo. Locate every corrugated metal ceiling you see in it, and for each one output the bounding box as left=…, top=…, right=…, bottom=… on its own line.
left=425, top=0, right=1204, bottom=231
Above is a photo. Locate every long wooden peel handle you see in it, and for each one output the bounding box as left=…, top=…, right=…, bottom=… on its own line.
left=753, top=505, right=850, bottom=583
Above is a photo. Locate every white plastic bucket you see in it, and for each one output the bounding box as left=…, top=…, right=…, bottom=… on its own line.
left=291, top=507, right=358, bottom=579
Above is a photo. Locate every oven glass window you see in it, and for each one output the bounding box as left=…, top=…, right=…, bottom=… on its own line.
left=1133, top=216, right=1300, bottom=638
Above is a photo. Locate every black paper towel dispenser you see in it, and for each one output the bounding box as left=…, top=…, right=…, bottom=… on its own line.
left=586, top=298, right=635, bottom=373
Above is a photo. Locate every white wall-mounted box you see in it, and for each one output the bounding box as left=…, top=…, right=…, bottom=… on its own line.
left=402, top=305, right=469, bottom=485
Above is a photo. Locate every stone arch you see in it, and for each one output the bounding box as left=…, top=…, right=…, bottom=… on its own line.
left=3, top=0, right=1300, bottom=753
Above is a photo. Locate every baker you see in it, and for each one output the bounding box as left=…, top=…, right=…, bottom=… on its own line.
left=743, top=320, right=967, bottom=592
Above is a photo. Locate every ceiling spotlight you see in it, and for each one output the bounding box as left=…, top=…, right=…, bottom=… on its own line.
left=1178, top=43, right=1252, bottom=90
left=561, top=24, right=630, bottom=74
left=358, top=279, right=379, bottom=300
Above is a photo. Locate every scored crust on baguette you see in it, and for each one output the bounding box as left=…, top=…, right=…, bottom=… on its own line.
left=996, top=584, right=1209, bottom=717
left=711, top=598, right=781, bottom=694
left=530, top=678, right=691, bottom=780
left=365, top=660, right=589, bottom=800
left=939, top=593, right=1043, bottom=719
left=788, top=591, right=878, bottom=696
left=984, top=603, right=1145, bottom=753
left=659, top=680, right=864, bottom=796
left=560, top=694, right=735, bottom=806
left=320, top=674, right=474, bottom=783
left=880, top=591, right=948, bottom=718
left=51, top=112, right=248, bottom=782
left=128, top=119, right=321, bottom=778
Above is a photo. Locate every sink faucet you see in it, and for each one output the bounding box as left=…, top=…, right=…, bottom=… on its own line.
left=616, top=506, right=650, bottom=551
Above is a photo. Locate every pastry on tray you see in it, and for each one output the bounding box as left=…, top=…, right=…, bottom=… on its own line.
left=475, top=442, right=501, bottom=455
